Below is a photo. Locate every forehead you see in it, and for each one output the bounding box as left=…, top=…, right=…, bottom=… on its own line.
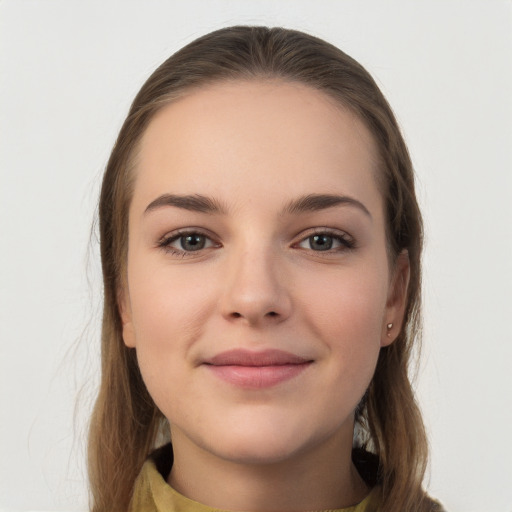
left=133, top=79, right=382, bottom=216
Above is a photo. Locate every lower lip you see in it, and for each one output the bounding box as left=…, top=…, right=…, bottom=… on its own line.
left=205, top=363, right=312, bottom=389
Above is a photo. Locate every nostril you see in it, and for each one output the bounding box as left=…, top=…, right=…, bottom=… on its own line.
left=228, top=310, right=280, bottom=320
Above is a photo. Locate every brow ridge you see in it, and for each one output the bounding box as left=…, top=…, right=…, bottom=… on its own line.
left=144, top=194, right=227, bottom=214
left=144, top=192, right=370, bottom=218
left=282, top=193, right=371, bottom=217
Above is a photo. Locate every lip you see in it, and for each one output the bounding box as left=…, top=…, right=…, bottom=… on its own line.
left=203, top=349, right=313, bottom=389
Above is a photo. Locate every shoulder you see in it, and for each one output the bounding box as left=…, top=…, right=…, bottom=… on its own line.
left=352, top=448, right=445, bottom=512
left=128, top=444, right=173, bottom=512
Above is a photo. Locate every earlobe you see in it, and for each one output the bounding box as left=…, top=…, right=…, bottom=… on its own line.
left=118, top=287, right=136, bottom=348
left=381, top=250, right=410, bottom=347
left=122, top=321, right=137, bottom=348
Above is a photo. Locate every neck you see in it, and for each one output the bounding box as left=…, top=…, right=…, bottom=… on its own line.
left=168, top=426, right=370, bottom=512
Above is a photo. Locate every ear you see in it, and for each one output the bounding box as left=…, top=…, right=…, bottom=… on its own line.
left=381, top=250, right=410, bottom=347
left=118, top=286, right=136, bottom=348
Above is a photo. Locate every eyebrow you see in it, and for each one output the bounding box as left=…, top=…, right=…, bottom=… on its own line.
left=144, top=194, right=227, bottom=215
left=144, top=192, right=371, bottom=218
left=283, top=193, right=372, bottom=218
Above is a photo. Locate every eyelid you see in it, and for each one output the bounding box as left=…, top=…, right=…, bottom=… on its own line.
left=293, top=227, right=356, bottom=251
left=156, top=226, right=355, bottom=256
left=157, top=228, right=221, bottom=255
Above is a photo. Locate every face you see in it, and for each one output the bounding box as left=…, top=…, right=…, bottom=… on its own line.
left=120, top=80, right=409, bottom=465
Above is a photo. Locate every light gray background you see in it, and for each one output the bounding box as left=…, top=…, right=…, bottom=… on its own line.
left=1, top=1, right=511, bottom=511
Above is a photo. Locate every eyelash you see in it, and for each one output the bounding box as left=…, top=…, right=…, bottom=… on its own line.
left=157, top=228, right=356, bottom=257
left=157, top=229, right=219, bottom=257
left=295, top=228, right=356, bottom=253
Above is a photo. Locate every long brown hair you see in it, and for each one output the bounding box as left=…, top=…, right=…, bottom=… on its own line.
left=89, top=26, right=430, bottom=512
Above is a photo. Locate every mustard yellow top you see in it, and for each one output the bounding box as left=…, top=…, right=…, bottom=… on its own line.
left=128, top=455, right=380, bottom=512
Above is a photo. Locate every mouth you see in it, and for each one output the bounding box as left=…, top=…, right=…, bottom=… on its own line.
left=202, top=349, right=313, bottom=389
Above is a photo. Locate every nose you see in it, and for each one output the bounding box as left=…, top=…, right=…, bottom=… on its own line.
left=220, top=245, right=292, bottom=327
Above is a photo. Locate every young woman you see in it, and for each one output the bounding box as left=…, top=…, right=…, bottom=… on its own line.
left=88, top=26, right=442, bottom=512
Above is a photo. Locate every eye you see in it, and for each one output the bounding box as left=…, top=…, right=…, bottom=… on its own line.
left=297, top=231, right=355, bottom=252
left=158, top=230, right=218, bottom=255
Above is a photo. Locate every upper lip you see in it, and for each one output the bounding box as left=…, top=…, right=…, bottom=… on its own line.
left=204, top=349, right=312, bottom=367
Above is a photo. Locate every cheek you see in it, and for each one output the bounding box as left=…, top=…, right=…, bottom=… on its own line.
left=298, top=264, right=388, bottom=386
left=301, top=263, right=388, bottom=339
left=126, top=264, right=217, bottom=394
left=129, top=263, right=215, bottom=342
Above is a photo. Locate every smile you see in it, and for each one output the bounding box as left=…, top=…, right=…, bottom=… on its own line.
left=203, top=349, right=313, bottom=389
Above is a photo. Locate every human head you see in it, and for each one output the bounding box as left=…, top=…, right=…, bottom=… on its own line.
left=90, top=26, right=426, bottom=512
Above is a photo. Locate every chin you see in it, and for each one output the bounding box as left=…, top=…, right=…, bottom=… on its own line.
left=212, top=436, right=309, bottom=466
left=200, top=419, right=338, bottom=467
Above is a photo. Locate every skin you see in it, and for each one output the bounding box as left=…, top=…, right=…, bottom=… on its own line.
left=120, top=80, right=409, bottom=511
